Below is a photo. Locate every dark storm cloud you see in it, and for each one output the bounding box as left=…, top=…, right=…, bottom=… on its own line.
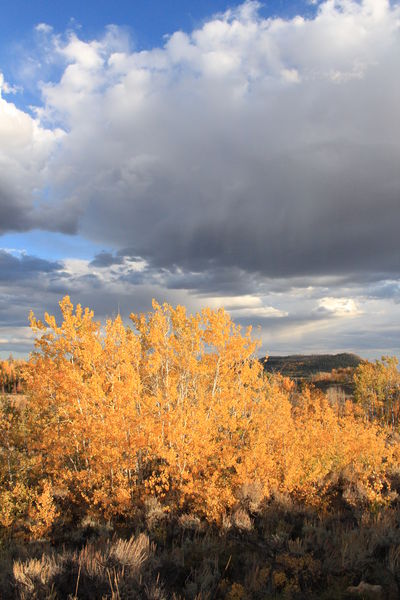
left=75, top=273, right=102, bottom=287
left=0, top=182, right=78, bottom=235
left=163, top=265, right=263, bottom=295
left=129, top=143, right=400, bottom=279
left=0, top=187, right=32, bottom=234
left=90, top=252, right=124, bottom=268
left=0, top=250, right=62, bottom=281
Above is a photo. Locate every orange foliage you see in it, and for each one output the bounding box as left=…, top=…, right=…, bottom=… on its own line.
left=0, top=296, right=395, bottom=535
left=0, top=357, right=25, bottom=394
left=28, top=481, right=59, bottom=539
left=354, top=356, right=400, bottom=428
left=26, top=297, right=263, bottom=520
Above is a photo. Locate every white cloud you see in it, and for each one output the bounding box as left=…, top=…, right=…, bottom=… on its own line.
left=207, top=295, right=264, bottom=309
left=0, top=86, right=65, bottom=233
left=0, top=72, right=20, bottom=95
left=0, top=327, right=34, bottom=346
left=35, top=23, right=53, bottom=34
left=318, top=296, right=362, bottom=316
left=205, top=294, right=287, bottom=317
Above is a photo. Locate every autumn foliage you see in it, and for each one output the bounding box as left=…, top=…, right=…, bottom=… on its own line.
left=0, top=357, right=24, bottom=394
left=354, top=356, right=400, bottom=428
left=1, top=297, right=400, bottom=540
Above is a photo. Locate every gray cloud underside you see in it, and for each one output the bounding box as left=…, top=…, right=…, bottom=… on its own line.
left=3, top=246, right=400, bottom=359
left=90, top=252, right=124, bottom=267
left=93, top=140, right=400, bottom=279
left=0, top=250, right=63, bottom=281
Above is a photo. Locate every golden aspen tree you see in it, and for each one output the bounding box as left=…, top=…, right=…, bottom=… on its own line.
left=26, top=297, right=143, bottom=518
left=130, top=301, right=264, bottom=519
left=26, top=297, right=264, bottom=520
left=23, top=296, right=399, bottom=526
left=354, top=357, right=400, bottom=428
left=0, top=396, right=31, bottom=536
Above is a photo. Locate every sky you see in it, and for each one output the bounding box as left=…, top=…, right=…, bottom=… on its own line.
left=0, top=0, right=400, bottom=359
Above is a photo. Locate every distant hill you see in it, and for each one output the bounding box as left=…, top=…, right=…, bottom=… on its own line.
left=262, top=353, right=362, bottom=379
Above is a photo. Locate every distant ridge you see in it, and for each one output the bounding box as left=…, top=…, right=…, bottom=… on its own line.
left=262, top=353, right=362, bottom=378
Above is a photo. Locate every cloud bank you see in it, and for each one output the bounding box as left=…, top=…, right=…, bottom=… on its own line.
left=1, top=0, right=400, bottom=356
left=8, top=1, right=400, bottom=278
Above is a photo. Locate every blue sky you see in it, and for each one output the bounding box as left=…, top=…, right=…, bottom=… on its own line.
left=1, top=0, right=400, bottom=358
left=0, top=1, right=315, bottom=49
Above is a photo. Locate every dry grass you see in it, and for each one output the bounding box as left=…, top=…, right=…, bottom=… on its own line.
left=230, top=508, right=252, bottom=531
left=10, top=533, right=155, bottom=599
left=4, top=500, right=400, bottom=598
left=109, top=533, right=153, bottom=571
left=13, top=555, right=60, bottom=598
